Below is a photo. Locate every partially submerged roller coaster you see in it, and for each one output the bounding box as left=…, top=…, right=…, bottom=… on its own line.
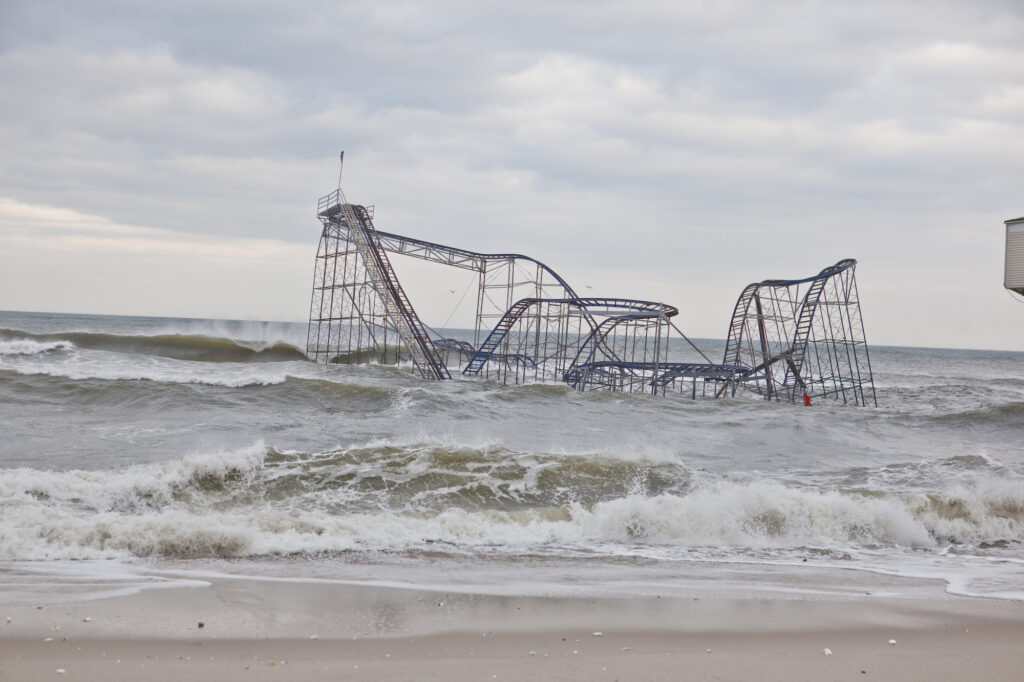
left=307, top=184, right=876, bottom=406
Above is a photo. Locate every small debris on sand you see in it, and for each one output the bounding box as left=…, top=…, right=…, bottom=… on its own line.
left=592, top=632, right=603, bottom=637
left=198, top=622, right=205, bottom=629
left=56, top=670, right=66, bottom=675
left=310, top=635, right=318, bottom=640
left=888, top=639, right=897, bottom=645
left=82, top=617, right=91, bottom=623
left=824, top=648, right=833, bottom=656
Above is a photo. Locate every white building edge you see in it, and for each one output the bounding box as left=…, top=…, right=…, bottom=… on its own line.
left=1006, top=217, right=1024, bottom=295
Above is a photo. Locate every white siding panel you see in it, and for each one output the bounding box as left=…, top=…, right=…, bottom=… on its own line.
left=1006, top=231, right=1024, bottom=289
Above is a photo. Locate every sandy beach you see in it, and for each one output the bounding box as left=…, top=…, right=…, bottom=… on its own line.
left=2, top=576, right=1022, bottom=682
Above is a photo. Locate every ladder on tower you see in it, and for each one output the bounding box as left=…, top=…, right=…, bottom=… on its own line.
left=343, top=203, right=450, bottom=380
left=785, top=274, right=829, bottom=395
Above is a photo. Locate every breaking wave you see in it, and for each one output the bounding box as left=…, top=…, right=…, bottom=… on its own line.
left=0, top=365, right=405, bottom=397
left=2, top=364, right=296, bottom=388
left=0, top=338, right=75, bottom=356
left=0, top=328, right=307, bottom=363
left=2, top=442, right=1022, bottom=561
left=932, top=402, right=1024, bottom=426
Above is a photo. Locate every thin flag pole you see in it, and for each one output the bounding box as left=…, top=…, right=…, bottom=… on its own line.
left=337, top=150, right=345, bottom=191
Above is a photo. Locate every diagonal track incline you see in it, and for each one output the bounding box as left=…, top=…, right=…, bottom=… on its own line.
left=343, top=203, right=450, bottom=380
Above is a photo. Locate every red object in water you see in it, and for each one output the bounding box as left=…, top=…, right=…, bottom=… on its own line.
left=802, top=393, right=812, bottom=406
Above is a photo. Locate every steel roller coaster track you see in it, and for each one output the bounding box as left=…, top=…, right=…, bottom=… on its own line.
left=306, top=184, right=875, bottom=405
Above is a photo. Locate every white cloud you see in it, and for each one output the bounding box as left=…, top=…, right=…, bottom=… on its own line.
left=0, top=198, right=310, bottom=320
left=0, top=198, right=306, bottom=262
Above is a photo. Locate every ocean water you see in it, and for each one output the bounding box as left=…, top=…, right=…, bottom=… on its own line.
left=1, top=310, right=1023, bottom=603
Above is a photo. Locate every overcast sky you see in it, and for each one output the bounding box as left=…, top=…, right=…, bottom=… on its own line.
left=1, top=0, right=1023, bottom=350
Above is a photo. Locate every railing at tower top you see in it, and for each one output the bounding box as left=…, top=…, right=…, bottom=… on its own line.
left=318, top=189, right=372, bottom=219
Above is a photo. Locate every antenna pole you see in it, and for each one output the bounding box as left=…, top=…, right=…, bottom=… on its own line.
left=337, top=150, right=345, bottom=191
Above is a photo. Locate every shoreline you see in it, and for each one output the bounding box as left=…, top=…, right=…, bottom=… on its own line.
left=2, top=576, right=1022, bottom=681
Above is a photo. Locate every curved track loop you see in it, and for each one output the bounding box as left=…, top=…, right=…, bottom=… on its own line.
left=464, top=298, right=677, bottom=378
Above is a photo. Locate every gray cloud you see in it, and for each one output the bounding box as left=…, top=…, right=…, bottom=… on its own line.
left=1, top=0, right=1022, bottom=347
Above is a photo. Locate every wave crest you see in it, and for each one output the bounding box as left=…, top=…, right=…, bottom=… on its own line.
left=0, top=338, right=75, bottom=356
left=0, top=328, right=307, bottom=363
left=2, top=444, right=1023, bottom=561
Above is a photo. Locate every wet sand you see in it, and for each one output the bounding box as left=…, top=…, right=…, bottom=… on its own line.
left=2, top=578, right=1022, bottom=681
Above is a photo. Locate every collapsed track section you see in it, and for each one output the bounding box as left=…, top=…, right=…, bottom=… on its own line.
left=306, top=185, right=875, bottom=405
left=717, top=259, right=876, bottom=406
left=464, top=297, right=680, bottom=390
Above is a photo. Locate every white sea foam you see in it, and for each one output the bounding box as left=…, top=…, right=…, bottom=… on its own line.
left=570, top=481, right=936, bottom=548
left=2, top=445, right=1022, bottom=566
left=0, top=353, right=299, bottom=387
left=0, top=339, right=74, bottom=356
left=0, top=443, right=268, bottom=559
left=0, top=442, right=266, bottom=509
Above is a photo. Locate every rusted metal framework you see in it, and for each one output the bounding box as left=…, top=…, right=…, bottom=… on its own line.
left=713, top=260, right=876, bottom=406
left=306, top=182, right=875, bottom=405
